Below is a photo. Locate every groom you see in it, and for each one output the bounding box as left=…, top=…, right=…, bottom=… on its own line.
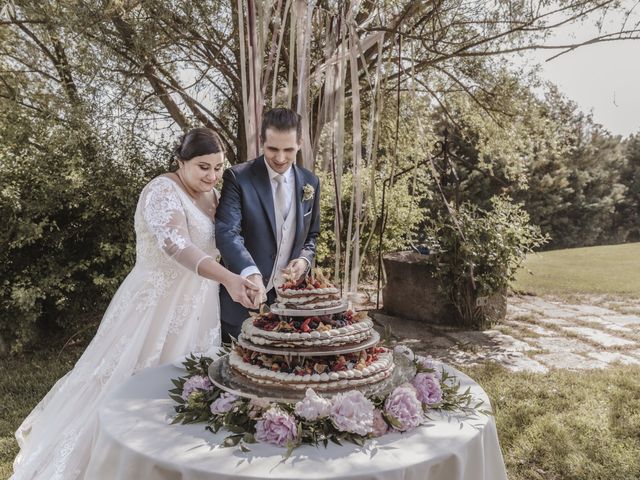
left=215, top=108, right=321, bottom=341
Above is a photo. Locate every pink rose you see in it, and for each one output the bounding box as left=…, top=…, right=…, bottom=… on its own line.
left=255, top=408, right=298, bottom=447
left=384, top=384, right=423, bottom=432
left=210, top=392, right=238, bottom=414
left=181, top=375, right=212, bottom=401
left=412, top=373, right=443, bottom=405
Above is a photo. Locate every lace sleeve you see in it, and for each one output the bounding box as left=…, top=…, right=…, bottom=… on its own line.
left=141, top=177, right=212, bottom=274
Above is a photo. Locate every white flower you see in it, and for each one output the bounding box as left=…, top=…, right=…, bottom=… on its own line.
left=302, top=184, right=315, bottom=202
left=295, top=388, right=331, bottom=421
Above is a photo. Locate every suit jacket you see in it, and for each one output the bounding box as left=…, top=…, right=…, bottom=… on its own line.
left=215, top=155, right=321, bottom=328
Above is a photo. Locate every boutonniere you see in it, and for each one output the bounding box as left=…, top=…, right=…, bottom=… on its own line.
left=302, top=183, right=315, bottom=202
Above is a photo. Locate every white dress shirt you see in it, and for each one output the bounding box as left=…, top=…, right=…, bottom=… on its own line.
left=239, top=162, right=295, bottom=279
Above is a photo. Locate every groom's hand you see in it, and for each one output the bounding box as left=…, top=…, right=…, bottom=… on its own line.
left=286, top=258, right=309, bottom=284
left=247, top=273, right=267, bottom=308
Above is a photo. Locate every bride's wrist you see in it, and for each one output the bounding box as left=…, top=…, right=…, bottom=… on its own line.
left=219, top=270, right=237, bottom=289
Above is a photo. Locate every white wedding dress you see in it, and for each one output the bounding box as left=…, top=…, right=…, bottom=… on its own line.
left=12, top=176, right=221, bottom=480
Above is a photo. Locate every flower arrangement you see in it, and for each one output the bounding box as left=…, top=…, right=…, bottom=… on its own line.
left=169, top=347, right=487, bottom=455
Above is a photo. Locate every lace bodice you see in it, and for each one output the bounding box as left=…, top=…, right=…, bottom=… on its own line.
left=134, top=176, right=219, bottom=273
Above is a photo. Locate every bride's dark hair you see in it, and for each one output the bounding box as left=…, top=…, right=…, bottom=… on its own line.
left=169, top=128, right=225, bottom=169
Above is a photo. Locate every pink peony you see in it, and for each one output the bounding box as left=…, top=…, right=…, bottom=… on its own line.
left=371, top=409, right=389, bottom=437
left=210, top=392, right=238, bottom=414
left=255, top=408, right=298, bottom=447
left=330, top=390, right=374, bottom=436
left=411, top=372, right=443, bottom=405
left=181, top=375, right=213, bottom=401
left=295, top=388, right=332, bottom=421
left=384, top=384, right=423, bottom=432
left=416, top=355, right=442, bottom=380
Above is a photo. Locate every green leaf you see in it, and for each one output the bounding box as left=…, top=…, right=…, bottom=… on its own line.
left=171, top=378, right=184, bottom=389
left=227, top=424, right=246, bottom=434
left=383, top=412, right=403, bottom=430
left=222, top=435, right=242, bottom=447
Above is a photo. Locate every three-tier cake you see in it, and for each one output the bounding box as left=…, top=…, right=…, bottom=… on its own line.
left=229, top=270, right=395, bottom=392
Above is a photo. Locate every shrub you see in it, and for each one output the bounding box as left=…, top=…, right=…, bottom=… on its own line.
left=0, top=118, right=161, bottom=352
left=425, top=195, right=548, bottom=328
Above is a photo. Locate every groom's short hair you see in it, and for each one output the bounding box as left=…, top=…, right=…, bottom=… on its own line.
left=261, top=108, right=302, bottom=144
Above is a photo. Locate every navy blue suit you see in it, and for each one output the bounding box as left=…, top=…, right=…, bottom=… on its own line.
left=215, top=156, right=320, bottom=340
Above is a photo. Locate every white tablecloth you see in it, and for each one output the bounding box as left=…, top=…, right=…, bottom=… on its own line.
left=85, top=362, right=508, bottom=480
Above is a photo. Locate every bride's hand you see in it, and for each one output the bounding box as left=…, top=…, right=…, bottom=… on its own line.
left=246, top=273, right=267, bottom=309
left=225, top=274, right=261, bottom=309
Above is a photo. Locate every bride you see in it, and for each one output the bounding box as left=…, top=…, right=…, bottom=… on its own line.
left=11, top=128, right=259, bottom=480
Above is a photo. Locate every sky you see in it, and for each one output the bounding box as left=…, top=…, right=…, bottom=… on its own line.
left=517, top=4, right=640, bottom=138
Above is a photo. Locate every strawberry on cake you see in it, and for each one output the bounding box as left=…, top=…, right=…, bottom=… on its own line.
left=242, top=309, right=374, bottom=347
left=275, top=269, right=342, bottom=310
left=229, top=345, right=394, bottom=391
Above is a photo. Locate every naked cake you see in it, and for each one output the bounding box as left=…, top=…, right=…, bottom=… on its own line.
left=231, top=269, right=395, bottom=392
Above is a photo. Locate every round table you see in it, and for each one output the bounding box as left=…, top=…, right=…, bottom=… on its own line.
left=84, top=363, right=508, bottom=480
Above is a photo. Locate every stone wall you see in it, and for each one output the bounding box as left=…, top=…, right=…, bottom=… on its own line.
left=382, top=251, right=457, bottom=324
left=382, top=251, right=506, bottom=329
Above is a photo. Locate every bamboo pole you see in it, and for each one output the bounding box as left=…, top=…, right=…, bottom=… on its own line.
left=295, top=0, right=315, bottom=170
left=334, top=3, right=348, bottom=289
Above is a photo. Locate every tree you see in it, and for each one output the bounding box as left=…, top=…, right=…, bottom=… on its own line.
left=616, top=133, right=640, bottom=242
left=2, top=0, right=639, bottom=350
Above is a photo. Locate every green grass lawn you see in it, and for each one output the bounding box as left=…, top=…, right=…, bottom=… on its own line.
left=0, top=344, right=83, bottom=479
left=513, top=242, right=640, bottom=296
left=463, top=363, right=640, bottom=480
